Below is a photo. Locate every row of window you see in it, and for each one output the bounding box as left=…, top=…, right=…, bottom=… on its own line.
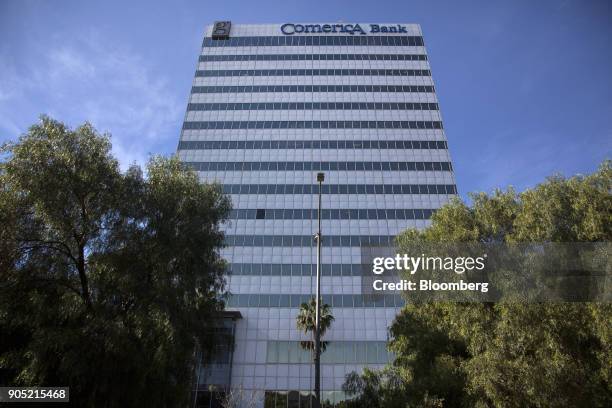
left=229, top=263, right=366, bottom=277
left=225, top=293, right=405, bottom=308
left=198, top=389, right=349, bottom=407
left=178, top=139, right=448, bottom=150
left=199, top=53, right=427, bottom=61
left=264, top=390, right=353, bottom=408
left=267, top=341, right=391, bottom=365
left=195, top=68, right=430, bottom=77
left=186, top=102, right=438, bottom=111
left=220, top=184, right=457, bottom=195
left=224, top=235, right=395, bottom=247
left=228, top=208, right=436, bottom=220
left=264, top=390, right=349, bottom=408
left=204, top=35, right=424, bottom=47
left=185, top=161, right=452, bottom=172
left=183, top=121, right=443, bottom=130
left=190, top=85, right=435, bottom=93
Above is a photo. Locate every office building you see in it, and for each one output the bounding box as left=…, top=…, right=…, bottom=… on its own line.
left=177, top=22, right=457, bottom=407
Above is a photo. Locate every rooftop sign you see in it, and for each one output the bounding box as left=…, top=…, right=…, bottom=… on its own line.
left=212, top=21, right=231, bottom=39
left=280, top=23, right=408, bottom=36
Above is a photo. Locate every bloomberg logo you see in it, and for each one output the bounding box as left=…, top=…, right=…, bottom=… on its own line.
left=281, top=23, right=407, bottom=36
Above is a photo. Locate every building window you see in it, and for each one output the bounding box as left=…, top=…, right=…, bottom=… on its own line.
left=182, top=121, right=443, bottom=130
left=183, top=161, right=452, bottom=172
left=198, top=53, right=427, bottom=62
left=226, top=294, right=405, bottom=308
left=190, top=84, right=435, bottom=94
left=195, top=68, right=430, bottom=77
left=220, top=184, right=457, bottom=196
left=202, top=35, right=424, bottom=47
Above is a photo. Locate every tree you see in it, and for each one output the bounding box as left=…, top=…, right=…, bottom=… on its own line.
left=340, top=367, right=408, bottom=408
left=296, top=297, right=335, bottom=353
left=218, top=385, right=263, bottom=408
left=295, top=298, right=334, bottom=408
left=343, top=161, right=612, bottom=407
left=0, top=116, right=231, bottom=407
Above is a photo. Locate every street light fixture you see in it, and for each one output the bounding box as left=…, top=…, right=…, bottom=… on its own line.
left=313, top=172, right=324, bottom=408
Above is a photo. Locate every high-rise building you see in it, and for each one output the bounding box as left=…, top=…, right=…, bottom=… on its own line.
left=177, top=22, right=457, bottom=408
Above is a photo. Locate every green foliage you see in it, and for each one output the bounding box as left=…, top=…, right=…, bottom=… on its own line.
left=345, top=161, right=612, bottom=407
left=296, top=297, right=334, bottom=353
left=340, top=367, right=408, bottom=408
left=0, top=116, right=231, bottom=407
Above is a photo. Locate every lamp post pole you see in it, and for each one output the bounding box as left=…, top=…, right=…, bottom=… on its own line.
left=314, top=172, right=324, bottom=408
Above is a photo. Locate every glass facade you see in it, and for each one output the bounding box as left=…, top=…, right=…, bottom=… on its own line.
left=191, top=84, right=435, bottom=93
left=199, top=53, right=428, bottom=61
left=178, top=23, right=456, bottom=408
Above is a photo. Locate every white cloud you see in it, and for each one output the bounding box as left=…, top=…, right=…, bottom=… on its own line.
left=0, top=30, right=183, bottom=169
left=47, top=47, right=97, bottom=79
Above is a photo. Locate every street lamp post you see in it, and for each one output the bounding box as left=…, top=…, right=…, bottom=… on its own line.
left=313, top=172, right=324, bottom=408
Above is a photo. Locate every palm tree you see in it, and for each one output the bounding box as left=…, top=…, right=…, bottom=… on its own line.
left=296, top=297, right=334, bottom=353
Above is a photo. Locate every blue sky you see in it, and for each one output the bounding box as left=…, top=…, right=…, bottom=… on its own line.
left=1, top=0, right=610, bottom=199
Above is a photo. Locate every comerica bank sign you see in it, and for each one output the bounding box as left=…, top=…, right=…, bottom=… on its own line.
left=281, top=23, right=408, bottom=35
